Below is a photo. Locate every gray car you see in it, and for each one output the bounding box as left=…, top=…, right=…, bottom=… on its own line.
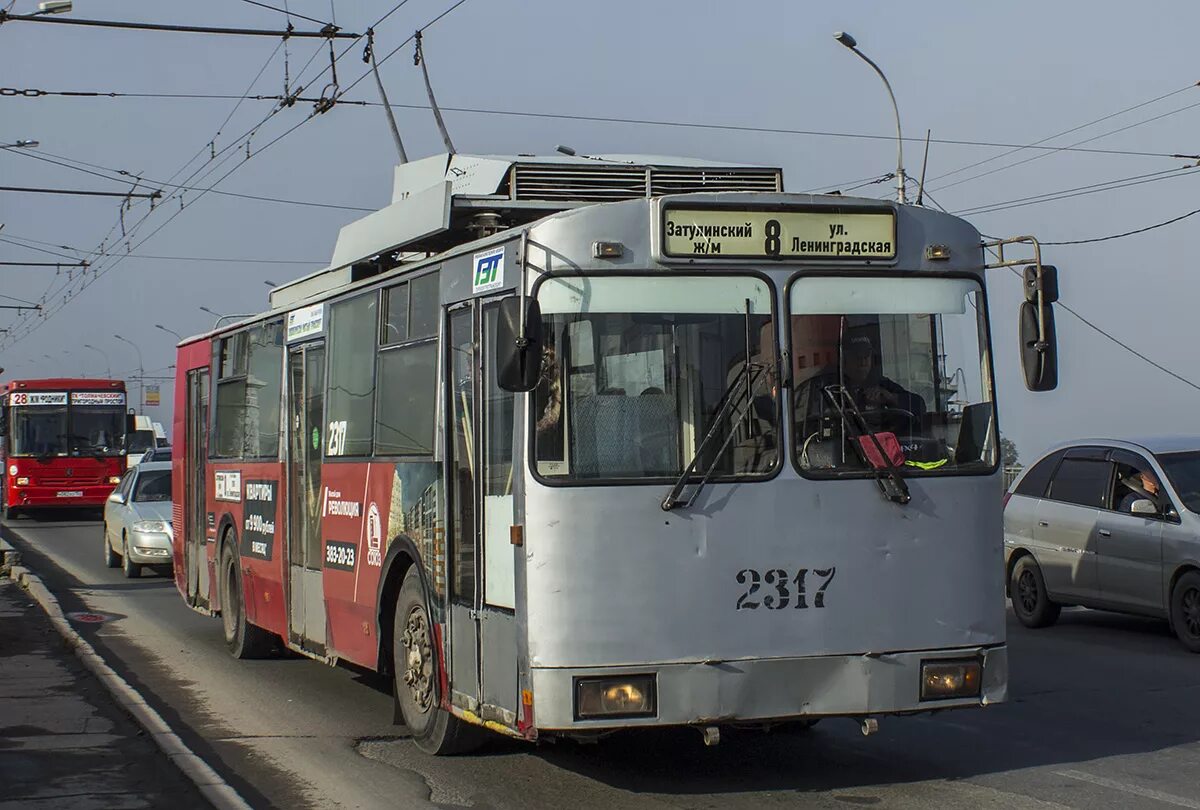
left=1004, top=437, right=1200, bottom=651
left=103, top=461, right=173, bottom=579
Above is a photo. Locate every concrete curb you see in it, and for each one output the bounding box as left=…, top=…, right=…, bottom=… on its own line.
left=1, top=537, right=254, bottom=810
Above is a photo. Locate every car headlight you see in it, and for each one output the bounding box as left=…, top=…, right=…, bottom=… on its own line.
left=920, top=659, right=982, bottom=700
left=132, top=520, right=170, bottom=533
left=574, top=675, right=656, bottom=719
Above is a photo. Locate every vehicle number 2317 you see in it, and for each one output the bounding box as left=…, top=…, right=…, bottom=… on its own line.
left=735, top=567, right=836, bottom=610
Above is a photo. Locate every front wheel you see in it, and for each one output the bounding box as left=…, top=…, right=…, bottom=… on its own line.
left=4, top=505, right=20, bottom=521
left=121, top=535, right=142, bottom=579
left=1010, top=555, right=1061, bottom=628
left=1170, top=571, right=1200, bottom=653
left=103, top=526, right=120, bottom=568
left=218, top=540, right=274, bottom=659
left=393, top=569, right=483, bottom=755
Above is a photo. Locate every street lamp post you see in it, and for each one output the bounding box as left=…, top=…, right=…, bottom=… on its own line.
left=155, top=323, right=182, bottom=341
left=0, top=140, right=39, bottom=150
left=199, top=305, right=253, bottom=329
left=82, top=343, right=112, bottom=378
left=112, top=334, right=144, bottom=411
left=833, top=31, right=907, bottom=204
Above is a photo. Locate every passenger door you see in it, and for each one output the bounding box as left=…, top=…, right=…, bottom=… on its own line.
left=446, top=299, right=520, bottom=724
left=185, top=368, right=210, bottom=606
left=287, top=342, right=327, bottom=650
left=1036, top=449, right=1110, bottom=602
left=1096, top=449, right=1166, bottom=613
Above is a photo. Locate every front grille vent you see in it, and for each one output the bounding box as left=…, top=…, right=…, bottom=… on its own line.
left=510, top=164, right=782, bottom=202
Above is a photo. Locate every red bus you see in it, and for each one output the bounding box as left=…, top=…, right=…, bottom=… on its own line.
left=1, top=378, right=128, bottom=519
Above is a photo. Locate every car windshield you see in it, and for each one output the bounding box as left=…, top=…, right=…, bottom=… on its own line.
left=1156, top=451, right=1200, bottom=513
left=10, top=405, right=68, bottom=456
left=790, top=276, right=996, bottom=475
left=133, top=469, right=171, bottom=502
left=533, top=275, right=778, bottom=481
left=68, top=405, right=125, bottom=456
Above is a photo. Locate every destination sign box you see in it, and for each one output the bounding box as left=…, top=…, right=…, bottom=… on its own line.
left=9, top=392, right=68, bottom=406
left=71, top=391, right=126, bottom=406
left=663, top=208, right=895, bottom=259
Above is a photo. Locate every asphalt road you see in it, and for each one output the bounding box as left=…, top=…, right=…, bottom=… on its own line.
left=6, top=512, right=1200, bottom=810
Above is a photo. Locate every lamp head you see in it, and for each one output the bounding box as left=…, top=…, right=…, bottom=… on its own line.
left=833, top=31, right=857, bottom=49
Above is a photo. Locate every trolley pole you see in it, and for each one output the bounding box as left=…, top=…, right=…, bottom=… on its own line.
left=834, top=31, right=907, bottom=204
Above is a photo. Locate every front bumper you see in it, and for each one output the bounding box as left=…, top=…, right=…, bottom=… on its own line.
left=9, top=485, right=115, bottom=509
left=126, top=530, right=173, bottom=565
left=530, top=645, right=1006, bottom=730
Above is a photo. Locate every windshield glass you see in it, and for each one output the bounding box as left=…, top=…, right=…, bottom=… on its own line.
left=1156, top=451, right=1200, bottom=513
left=69, top=405, right=125, bottom=456
left=790, top=276, right=996, bottom=475
left=533, top=275, right=778, bottom=481
left=10, top=406, right=68, bottom=456
left=133, top=468, right=171, bottom=502
left=126, top=430, right=154, bottom=454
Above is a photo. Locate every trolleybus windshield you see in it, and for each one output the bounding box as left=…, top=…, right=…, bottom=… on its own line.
left=790, top=276, right=995, bottom=475
left=533, top=275, right=778, bottom=482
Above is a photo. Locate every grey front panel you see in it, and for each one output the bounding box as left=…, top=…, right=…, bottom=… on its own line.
left=1096, top=512, right=1164, bottom=612
left=1034, top=500, right=1099, bottom=601
left=480, top=608, right=518, bottom=716
left=524, top=471, right=1004, bottom=668
left=449, top=603, right=479, bottom=701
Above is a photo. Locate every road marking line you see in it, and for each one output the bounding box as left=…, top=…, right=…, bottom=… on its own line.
left=1055, top=769, right=1200, bottom=808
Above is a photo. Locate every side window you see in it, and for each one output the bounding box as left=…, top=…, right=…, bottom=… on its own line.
left=375, top=272, right=439, bottom=456
left=1110, top=451, right=1165, bottom=515
left=1014, top=450, right=1063, bottom=497
left=212, top=333, right=248, bottom=459
left=244, top=321, right=283, bottom=458
left=1047, top=458, right=1112, bottom=508
left=326, top=292, right=378, bottom=457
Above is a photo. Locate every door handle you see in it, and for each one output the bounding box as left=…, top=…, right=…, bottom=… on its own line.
left=1038, top=520, right=1049, bottom=527
left=1098, top=529, right=1112, bottom=537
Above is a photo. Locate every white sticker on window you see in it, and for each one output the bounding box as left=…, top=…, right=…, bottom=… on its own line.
left=472, top=246, right=504, bottom=294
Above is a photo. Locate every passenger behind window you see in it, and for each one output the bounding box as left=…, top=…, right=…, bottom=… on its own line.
left=1116, top=466, right=1162, bottom=513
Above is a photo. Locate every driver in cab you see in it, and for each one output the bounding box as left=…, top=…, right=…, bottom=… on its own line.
left=840, top=335, right=926, bottom=432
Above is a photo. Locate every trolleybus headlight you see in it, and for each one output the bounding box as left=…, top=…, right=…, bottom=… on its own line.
left=920, top=659, right=982, bottom=700
left=8, top=465, right=17, bottom=476
left=574, top=675, right=656, bottom=719
left=15, top=477, right=28, bottom=486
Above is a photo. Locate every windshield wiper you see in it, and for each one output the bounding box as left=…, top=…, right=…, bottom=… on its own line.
left=662, top=362, right=766, bottom=511
left=822, top=384, right=911, bottom=505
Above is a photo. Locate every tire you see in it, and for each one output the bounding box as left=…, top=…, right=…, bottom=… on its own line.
left=1010, top=554, right=1061, bottom=628
left=393, top=569, right=484, bottom=755
left=218, top=539, right=274, bottom=659
left=1170, top=571, right=1200, bottom=653
left=4, top=506, right=20, bottom=521
left=103, top=525, right=120, bottom=568
left=121, top=534, right=142, bottom=579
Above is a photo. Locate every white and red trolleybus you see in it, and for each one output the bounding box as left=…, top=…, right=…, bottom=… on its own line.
left=1, top=377, right=128, bottom=518
left=171, top=152, right=1060, bottom=753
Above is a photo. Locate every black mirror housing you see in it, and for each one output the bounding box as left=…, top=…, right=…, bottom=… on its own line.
left=1019, top=300, right=1058, bottom=391
left=1023, top=264, right=1059, bottom=303
left=496, top=297, right=543, bottom=392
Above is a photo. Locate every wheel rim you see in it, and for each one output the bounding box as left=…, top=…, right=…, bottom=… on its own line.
left=1181, top=586, right=1200, bottom=639
left=1017, top=569, right=1039, bottom=614
left=400, top=604, right=434, bottom=714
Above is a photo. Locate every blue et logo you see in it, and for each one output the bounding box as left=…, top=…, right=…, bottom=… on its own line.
left=472, top=247, right=505, bottom=293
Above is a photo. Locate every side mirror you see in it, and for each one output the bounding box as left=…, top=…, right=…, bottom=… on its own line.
left=1018, top=300, right=1058, bottom=391
left=1131, top=498, right=1158, bottom=516
left=1023, top=264, right=1059, bottom=303
left=496, top=296, right=543, bottom=392
left=108, top=491, right=126, bottom=505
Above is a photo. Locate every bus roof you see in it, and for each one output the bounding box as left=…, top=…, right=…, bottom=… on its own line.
left=4, top=378, right=126, bottom=391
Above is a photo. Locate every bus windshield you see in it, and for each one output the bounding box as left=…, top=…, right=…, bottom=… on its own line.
left=69, top=405, right=126, bottom=456
left=10, top=406, right=69, bottom=457
left=790, top=276, right=996, bottom=475
left=534, top=275, right=778, bottom=482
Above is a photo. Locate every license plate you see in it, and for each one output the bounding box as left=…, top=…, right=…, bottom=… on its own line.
left=56, top=490, right=83, bottom=498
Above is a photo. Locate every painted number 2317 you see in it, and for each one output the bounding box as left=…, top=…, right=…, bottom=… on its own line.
left=735, top=567, right=836, bottom=610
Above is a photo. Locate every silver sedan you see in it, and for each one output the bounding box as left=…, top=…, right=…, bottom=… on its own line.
left=103, top=460, right=174, bottom=578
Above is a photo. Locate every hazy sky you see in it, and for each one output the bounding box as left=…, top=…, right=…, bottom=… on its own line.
left=2, top=0, right=1199, bottom=461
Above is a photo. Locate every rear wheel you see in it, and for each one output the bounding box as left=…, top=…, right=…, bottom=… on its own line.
left=121, top=534, right=142, bottom=579
left=103, top=525, right=120, bottom=568
left=1170, top=571, right=1200, bottom=653
left=219, top=539, right=274, bottom=659
left=1010, top=555, right=1060, bottom=628
left=393, top=569, right=483, bottom=755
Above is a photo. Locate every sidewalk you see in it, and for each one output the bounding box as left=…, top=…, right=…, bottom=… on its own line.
left=0, top=576, right=210, bottom=810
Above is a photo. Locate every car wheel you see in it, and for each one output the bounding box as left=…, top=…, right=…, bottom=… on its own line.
left=393, top=568, right=484, bottom=755
left=1010, top=555, right=1061, bottom=628
left=121, top=534, right=142, bottom=579
left=218, top=538, right=274, bottom=659
left=1170, top=571, right=1200, bottom=653
left=103, top=525, right=120, bottom=568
